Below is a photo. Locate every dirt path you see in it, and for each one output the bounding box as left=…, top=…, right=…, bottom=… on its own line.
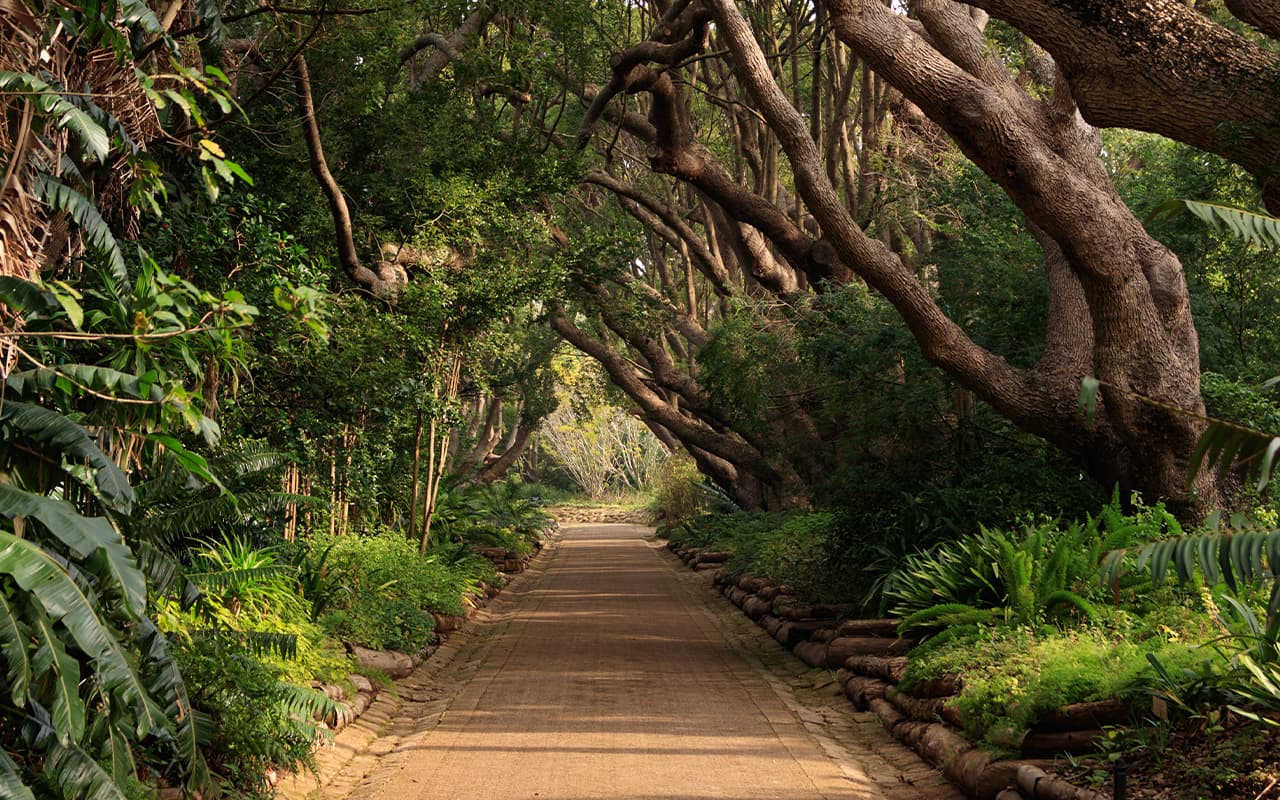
left=301, top=524, right=962, bottom=800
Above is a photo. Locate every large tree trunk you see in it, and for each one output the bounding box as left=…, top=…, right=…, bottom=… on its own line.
left=571, top=0, right=1223, bottom=517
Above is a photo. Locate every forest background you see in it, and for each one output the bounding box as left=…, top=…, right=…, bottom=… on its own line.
left=3, top=0, right=1280, bottom=797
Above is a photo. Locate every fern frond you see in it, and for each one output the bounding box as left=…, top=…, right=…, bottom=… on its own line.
left=1104, top=529, right=1280, bottom=619
left=275, top=682, right=348, bottom=729
left=186, top=564, right=297, bottom=591
left=1043, top=590, right=1097, bottom=622
left=899, top=602, right=982, bottom=632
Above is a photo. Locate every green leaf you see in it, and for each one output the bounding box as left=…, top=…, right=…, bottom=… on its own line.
left=0, top=277, right=59, bottom=316
left=1181, top=200, right=1280, bottom=248
left=0, top=401, right=134, bottom=514
left=48, top=282, right=84, bottom=329
left=0, top=72, right=111, bottom=162
left=144, top=434, right=225, bottom=491
left=39, top=740, right=129, bottom=800
left=119, top=0, right=163, bottom=33
left=29, top=175, right=127, bottom=285
left=0, top=533, right=125, bottom=669
left=1078, top=376, right=1100, bottom=421
left=30, top=616, right=85, bottom=745
left=0, top=591, right=32, bottom=706
left=7, top=364, right=167, bottom=404
left=0, top=748, right=36, bottom=800
left=0, top=484, right=146, bottom=616
left=134, top=621, right=212, bottom=793
left=106, top=721, right=137, bottom=788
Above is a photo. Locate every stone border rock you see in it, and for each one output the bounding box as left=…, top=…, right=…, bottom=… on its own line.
left=666, top=540, right=1111, bottom=800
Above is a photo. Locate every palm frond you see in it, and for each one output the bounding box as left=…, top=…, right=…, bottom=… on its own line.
left=0, top=71, right=110, bottom=161
left=234, top=630, right=298, bottom=660
left=186, top=564, right=298, bottom=592
left=1190, top=419, right=1280, bottom=493
left=7, top=364, right=166, bottom=403
left=1178, top=200, right=1280, bottom=248
left=1101, top=527, right=1280, bottom=619
left=1081, top=376, right=1280, bottom=493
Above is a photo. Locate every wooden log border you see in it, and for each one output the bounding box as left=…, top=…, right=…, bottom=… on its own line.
left=666, top=542, right=1112, bottom=800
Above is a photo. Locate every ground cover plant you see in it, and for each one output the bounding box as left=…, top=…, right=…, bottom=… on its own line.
left=658, top=486, right=1280, bottom=795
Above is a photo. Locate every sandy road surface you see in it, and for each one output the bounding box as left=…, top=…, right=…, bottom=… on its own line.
left=318, top=524, right=961, bottom=800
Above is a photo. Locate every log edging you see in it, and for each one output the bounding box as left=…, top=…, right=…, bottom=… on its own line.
left=666, top=543, right=1110, bottom=800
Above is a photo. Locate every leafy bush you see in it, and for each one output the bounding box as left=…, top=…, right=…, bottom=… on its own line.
left=648, top=458, right=711, bottom=532
left=172, top=636, right=334, bottom=799
left=668, top=511, right=864, bottom=603
left=430, top=479, right=554, bottom=555
left=305, top=529, right=491, bottom=652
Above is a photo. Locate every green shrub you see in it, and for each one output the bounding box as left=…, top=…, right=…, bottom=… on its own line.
left=173, top=536, right=354, bottom=686
left=668, top=511, right=864, bottom=603
left=648, top=458, right=708, bottom=532
left=172, top=637, right=322, bottom=799
left=887, top=494, right=1178, bottom=628
left=304, top=528, right=493, bottom=652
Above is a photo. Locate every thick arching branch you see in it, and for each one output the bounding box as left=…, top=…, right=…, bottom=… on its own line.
left=295, top=52, right=406, bottom=298
left=959, top=0, right=1280, bottom=212
left=394, top=4, right=496, bottom=86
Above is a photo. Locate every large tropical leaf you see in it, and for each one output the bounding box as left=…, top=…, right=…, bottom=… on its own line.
left=0, top=748, right=35, bottom=800
left=134, top=621, right=212, bottom=792
left=38, top=740, right=129, bottom=800
left=0, top=533, right=130, bottom=682
left=0, top=276, right=60, bottom=318
left=0, top=591, right=32, bottom=705
left=6, top=365, right=166, bottom=404
left=103, top=720, right=138, bottom=788
left=0, top=401, right=134, bottom=514
left=29, top=616, right=85, bottom=746
left=0, top=484, right=145, bottom=615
